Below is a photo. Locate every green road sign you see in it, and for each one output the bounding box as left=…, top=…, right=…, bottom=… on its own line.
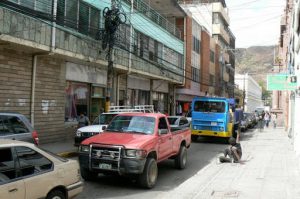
left=267, top=74, right=297, bottom=91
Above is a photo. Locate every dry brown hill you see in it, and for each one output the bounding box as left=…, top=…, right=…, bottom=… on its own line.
left=235, top=46, right=277, bottom=85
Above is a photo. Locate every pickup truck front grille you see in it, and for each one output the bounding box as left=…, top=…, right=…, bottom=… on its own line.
left=90, top=145, right=122, bottom=171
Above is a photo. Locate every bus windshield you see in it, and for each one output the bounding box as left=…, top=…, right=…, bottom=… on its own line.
left=194, top=101, right=226, bottom=113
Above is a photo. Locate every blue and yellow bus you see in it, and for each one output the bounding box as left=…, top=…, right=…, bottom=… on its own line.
left=191, top=97, right=236, bottom=141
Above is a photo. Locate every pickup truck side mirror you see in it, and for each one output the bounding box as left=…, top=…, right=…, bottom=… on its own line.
left=159, top=129, right=168, bottom=135
left=102, top=126, right=107, bottom=130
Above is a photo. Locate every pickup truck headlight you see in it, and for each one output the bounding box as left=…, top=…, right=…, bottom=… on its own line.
left=76, top=130, right=81, bottom=137
left=79, top=145, right=90, bottom=153
left=125, top=149, right=147, bottom=158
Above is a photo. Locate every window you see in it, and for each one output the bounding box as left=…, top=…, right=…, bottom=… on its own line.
left=193, top=36, right=200, bottom=54
left=65, top=81, right=90, bottom=122
left=158, top=117, right=168, bottom=130
left=194, top=101, right=225, bottom=113
left=210, top=75, right=215, bottom=86
left=57, top=0, right=101, bottom=39
left=192, top=67, right=200, bottom=82
left=0, top=148, right=16, bottom=183
left=179, top=118, right=188, bottom=126
left=78, top=2, right=89, bottom=35
left=9, top=116, right=29, bottom=134
left=16, top=147, right=53, bottom=177
left=0, top=116, right=13, bottom=135
left=210, top=50, right=215, bottom=63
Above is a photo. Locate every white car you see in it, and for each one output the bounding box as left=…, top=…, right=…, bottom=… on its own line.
left=0, top=139, right=83, bottom=199
left=74, top=113, right=118, bottom=146
left=75, top=105, right=155, bottom=146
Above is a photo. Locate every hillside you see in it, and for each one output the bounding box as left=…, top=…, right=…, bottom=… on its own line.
left=235, top=46, right=277, bottom=85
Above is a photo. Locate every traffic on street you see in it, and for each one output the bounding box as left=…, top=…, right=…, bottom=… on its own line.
left=1, top=0, right=298, bottom=198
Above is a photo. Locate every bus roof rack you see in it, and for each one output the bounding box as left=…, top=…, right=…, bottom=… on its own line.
left=108, top=105, right=154, bottom=113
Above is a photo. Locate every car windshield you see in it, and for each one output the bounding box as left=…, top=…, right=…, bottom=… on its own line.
left=167, top=117, right=178, bottom=125
left=194, top=101, right=225, bottom=113
left=105, top=116, right=155, bottom=135
left=93, top=114, right=118, bottom=125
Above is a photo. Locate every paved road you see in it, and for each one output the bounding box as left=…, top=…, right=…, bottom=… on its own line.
left=75, top=132, right=255, bottom=199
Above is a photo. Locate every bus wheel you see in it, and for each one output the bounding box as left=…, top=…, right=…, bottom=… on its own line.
left=191, top=135, right=198, bottom=142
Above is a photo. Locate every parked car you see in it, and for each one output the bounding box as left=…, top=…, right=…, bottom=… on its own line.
left=79, top=112, right=191, bottom=188
left=167, top=116, right=190, bottom=131
left=74, top=105, right=154, bottom=146
left=241, top=113, right=255, bottom=131
left=75, top=112, right=118, bottom=146
left=0, top=113, right=39, bottom=145
left=0, top=139, right=83, bottom=199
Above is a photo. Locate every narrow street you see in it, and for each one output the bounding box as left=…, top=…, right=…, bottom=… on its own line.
left=75, top=130, right=255, bottom=199
left=75, top=127, right=300, bottom=199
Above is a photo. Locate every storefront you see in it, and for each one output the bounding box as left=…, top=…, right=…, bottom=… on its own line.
left=65, top=62, right=107, bottom=122
left=127, top=75, right=150, bottom=106
left=152, top=80, right=169, bottom=114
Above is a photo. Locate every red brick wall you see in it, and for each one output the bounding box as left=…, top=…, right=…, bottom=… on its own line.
left=201, top=31, right=210, bottom=93
left=179, top=16, right=192, bottom=89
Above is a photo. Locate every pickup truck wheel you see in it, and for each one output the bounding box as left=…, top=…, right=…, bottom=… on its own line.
left=175, top=146, right=187, bottom=169
left=191, top=135, right=198, bottom=142
left=81, top=168, right=97, bottom=181
left=138, top=158, right=158, bottom=189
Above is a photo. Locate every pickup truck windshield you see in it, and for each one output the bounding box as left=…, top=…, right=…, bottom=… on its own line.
left=92, top=114, right=118, bottom=125
left=106, top=116, right=155, bottom=134
left=194, top=101, right=225, bottom=113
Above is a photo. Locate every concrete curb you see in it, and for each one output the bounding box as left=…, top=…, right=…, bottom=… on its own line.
left=57, top=150, right=78, bottom=158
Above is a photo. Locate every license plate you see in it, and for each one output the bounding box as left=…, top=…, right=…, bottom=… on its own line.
left=211, top=122, right=217, bottom=126
left=99, top=163, right=112, bottom=169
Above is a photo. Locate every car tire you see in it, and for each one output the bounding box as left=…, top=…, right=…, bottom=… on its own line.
left=191, top=135, right=198, bottom=142
left=175, top=145, right=187, bottom=170
left=138, top=158, right=158, bottom=189
left=81, top=168, right=97, bottom=181
left=46, top=189, right=65, bottom=199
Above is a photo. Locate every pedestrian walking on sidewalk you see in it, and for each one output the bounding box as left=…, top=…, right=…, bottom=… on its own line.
left=264, top=111, right=270, bottom=128
left=219, top=133, right=242, bottom=163
left=271, top=113, right=277, bottom=128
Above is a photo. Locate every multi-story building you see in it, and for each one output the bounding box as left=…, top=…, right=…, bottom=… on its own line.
left=0, top=0, right=185, bottom=143
left=179, top=0, right=235, bottom=98
left=283, top=0, right=300, bottom=154
left=235, top=74, right=263, bottom=112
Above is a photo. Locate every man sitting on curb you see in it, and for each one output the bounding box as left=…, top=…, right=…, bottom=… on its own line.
left=219, top=135, right=242, bottom=163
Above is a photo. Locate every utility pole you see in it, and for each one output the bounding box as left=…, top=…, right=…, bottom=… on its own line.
left=242, top=73, right=246, bottom=111
left=102, top=0, right=126, bottom=112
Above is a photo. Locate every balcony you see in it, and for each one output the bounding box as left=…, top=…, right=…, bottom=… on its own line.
left=123, top=0, right=182, bottom=39
left=212, top=24, right=230, bottom=44
left=212, top=2, right=230, bottom=25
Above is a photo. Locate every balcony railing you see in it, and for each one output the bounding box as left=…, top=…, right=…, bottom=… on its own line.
left=123, top=0, right=181, bottom=39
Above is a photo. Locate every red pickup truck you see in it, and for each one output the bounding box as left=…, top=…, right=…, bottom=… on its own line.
left=78, top=113, right=191, bottom=188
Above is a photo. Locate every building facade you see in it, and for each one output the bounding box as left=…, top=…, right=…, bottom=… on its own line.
left=235, top=74, right=263, bottom=112
left=0, top=0, right=184, bottom=143
left=179, top=0, right=235, bottom=98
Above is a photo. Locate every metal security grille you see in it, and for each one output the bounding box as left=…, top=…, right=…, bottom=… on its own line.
left=2, top=0, right=102, bottom=40
left=90, top=145, right=123, bottom=171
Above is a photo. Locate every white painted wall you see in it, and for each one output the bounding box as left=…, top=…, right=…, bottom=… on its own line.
left=235, top=74, right=263, bottom=112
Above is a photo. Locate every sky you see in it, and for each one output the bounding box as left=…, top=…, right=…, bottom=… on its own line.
left=226, top=0, right=286, bottom=48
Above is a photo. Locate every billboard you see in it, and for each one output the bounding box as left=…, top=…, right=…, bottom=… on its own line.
left=267, top=74, right=297, bottom=91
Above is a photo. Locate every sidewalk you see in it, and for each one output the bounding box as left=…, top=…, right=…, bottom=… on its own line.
left=156, top=127, right=300, bottom=199
left=40, top=138, right=78, bottom=157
